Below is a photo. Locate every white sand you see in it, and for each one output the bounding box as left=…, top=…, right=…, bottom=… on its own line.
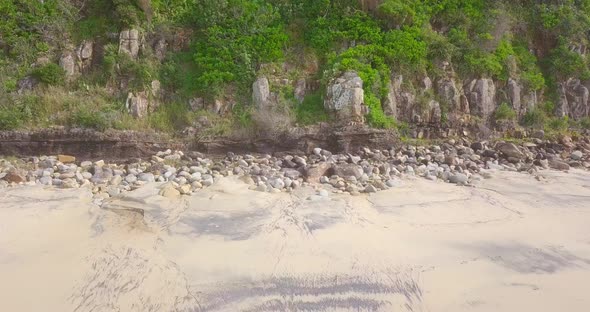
left=1, top=169, right=590, bottom=311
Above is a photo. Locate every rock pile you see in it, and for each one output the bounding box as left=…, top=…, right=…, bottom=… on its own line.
left=1, top=136, right=589, bottom=198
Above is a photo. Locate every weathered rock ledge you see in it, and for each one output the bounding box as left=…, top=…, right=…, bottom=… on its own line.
left=0, top=126, right=403, bottom=159
left=1, top=131, right=589, bottom=202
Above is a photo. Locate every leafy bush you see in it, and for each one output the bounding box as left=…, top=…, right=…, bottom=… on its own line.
left=546, top=116, right=569, bottom=133
left=0, top=109, right=22, bottom=130
left=295, top=92, right=329, bottom=125
left=495, top=102, right=516, bottom=121
left=184, top=0, right=288, bottom=97
left=365, top=93, right=394, bottom=128
left=523, top=109, right=547, bottom=129
left=68, top=108, right=110, bottom=131
left=149, top=102, right=191, bottom=132
left=580, top=117, right=590, bottom=129
left=32, top=63, right=65, bottom=86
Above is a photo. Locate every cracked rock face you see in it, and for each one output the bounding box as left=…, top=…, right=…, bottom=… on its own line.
left=325, top=71, right=365, bottom=123
left=59, top=53, right=76, bottom=77
left=252, top=76, right=272, bottom=109
left=467, top=78, right=497, bottom=118
left=119, top=29, right=140, bottom=59
left=557, top=78, right=589, bottom=119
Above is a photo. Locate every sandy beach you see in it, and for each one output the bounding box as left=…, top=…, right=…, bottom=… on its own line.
left=1, top=169, right=590, bottom=311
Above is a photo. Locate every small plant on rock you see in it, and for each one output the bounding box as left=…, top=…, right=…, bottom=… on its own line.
left=32, top=63, right=65, bottom=86
left=494, top=102, right=517, bottom=121
left=523, top=108, right=547, bottom=129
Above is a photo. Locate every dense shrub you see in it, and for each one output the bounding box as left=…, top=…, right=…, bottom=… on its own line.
left=523, top=109, right=547, bottom=129
left=495, top=102, right=517, bottom=121
left=295, top=92, right=329, bottom=125
left=546, top=116, right=569, bottom=133
left=32, top=63, right=66, bottom=86
left=0, top=109, right=22, bottom=130
left=3, top=0, right=590, bottom=133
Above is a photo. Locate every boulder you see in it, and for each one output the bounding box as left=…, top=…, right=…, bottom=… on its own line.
left=119, top=29, right=140, bottom=59
left=58, top=155, right=76, bottom=163
left=2, top=171, right=26, bottom=184
left=325, top=71, right=365, bottom=123
left=304, top=162, right=332, bottom=182
left=497, top=143, right=525, bottom=159
left=332, top=163, right=363, bottom=179
left=571, top=150, right=583, bottom=161
left=159, top=184, right=180, bottom=197
left=549, top=159, right=570, bottom=171
left=449, top=173, right=468, bottom=184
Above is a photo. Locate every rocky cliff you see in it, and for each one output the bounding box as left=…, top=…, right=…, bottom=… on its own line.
left=1, top=0, right=590, bottom=145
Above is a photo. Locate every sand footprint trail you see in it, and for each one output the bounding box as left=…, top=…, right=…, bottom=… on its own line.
left=1, top=170, right=590, bottom=311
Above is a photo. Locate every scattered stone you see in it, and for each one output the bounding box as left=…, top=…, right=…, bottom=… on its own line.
left=159, top=183, right=180, bottom=197
left=110, top=175, right=122, bottom=186
left=61, top=179, right=79, bottom=189
left=449, top=173, right=468, bottom=185
left=2, top=171, right=25, bottom=183
left=332, top=163, right=363, bottom=179
left=178, top=184, right=192, bottom=195
left=549, top=159, right=570, bottom=171
left=571, top=151, right=583, bottom=161
left=125, top=174, right=138, bottom=183
left=304, top=162, right=332, bottom=182
left=364, top=185, right=378, bottom=193
left=497, top=143, right=524, bottom=159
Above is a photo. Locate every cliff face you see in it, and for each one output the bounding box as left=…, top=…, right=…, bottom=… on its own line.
left=1, top=0, right=589, bottom=139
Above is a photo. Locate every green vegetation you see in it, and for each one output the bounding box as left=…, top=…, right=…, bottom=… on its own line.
left=2, top=0, right=590, bottom=134
left=495, top=103, right=517, bottom=121
left=523, top=109, right=548, bottom=129
left=32, top=63, right=66, bottom=86
left=295, top=92, right=329, bottom=125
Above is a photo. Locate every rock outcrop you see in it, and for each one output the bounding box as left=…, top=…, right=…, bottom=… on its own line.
left=253, top=77, right=272, bottom=109
left=76, top=40, right=94, bottom=71
left=507, top=78, right=522, bottom=116
left=126, top=92, right=149, bottom=118
left=467, top=78, right=496, bottom=118
left=437, top=77, right=461, bottom=113
left=119, top=29, right=140, bottom=59
left=557, top=78, right=589, bottom=119
left=294, top=78, right=307, bottom=103
left=59, top=53, right=76, bottom=78
left=383, top=75, right=401, bottom=118
left=17, top=76, right=38, bottom=94
left=324, top=71, right=365, bottom=123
